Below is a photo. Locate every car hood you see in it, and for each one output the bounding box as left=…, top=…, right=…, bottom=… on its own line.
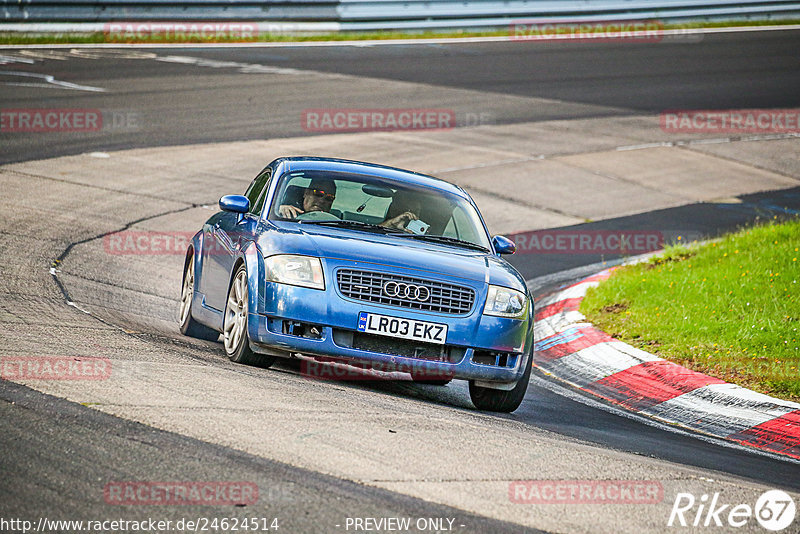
left=259, top=221, right=526, bottom=290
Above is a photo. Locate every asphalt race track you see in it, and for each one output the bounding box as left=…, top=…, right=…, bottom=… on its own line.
left=1, top=28, right=800, bottom=534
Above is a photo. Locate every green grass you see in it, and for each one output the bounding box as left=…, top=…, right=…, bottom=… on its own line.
left=580, top=218, right=800, bottom=401
left=1, top=19, right=799, bottom=45
left=0, top=29, right=509, bottom=45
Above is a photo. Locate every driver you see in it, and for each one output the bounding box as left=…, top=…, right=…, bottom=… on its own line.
left=278, top=179, right=336, bottom=219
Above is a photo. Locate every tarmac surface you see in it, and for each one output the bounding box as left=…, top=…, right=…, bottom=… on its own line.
left=1, top=30, right=799, bottom=533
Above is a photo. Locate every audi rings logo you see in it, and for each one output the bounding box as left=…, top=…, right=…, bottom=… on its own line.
left=383, top=281, right=431, bottom=302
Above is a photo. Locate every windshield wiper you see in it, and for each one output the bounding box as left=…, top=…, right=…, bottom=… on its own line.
left=391, top=233, right=490, bottom=252
left=299, top=219, right=400, bottom=234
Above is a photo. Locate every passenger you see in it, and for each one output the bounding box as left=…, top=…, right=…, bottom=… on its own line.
left=380, top=192, right=423, bottom=231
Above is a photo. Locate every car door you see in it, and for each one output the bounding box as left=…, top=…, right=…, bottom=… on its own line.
left=202, top=168, right=272, bottom=312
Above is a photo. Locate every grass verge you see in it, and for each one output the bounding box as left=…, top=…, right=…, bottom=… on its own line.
left=0, top=30, right=507, bottom=46
left=580, top=218, right=800, bottom=401
left=1, top=19, right=799, bottom=45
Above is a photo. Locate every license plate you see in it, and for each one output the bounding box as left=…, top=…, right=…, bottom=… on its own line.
left=357, top=312, right=448, bottom=345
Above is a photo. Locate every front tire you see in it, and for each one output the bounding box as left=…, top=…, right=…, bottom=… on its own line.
left=468, top=352, right=532, bottom=413
left=223, top=264, right=275, bottom=369
left=179, top=254, right=219, bottom=341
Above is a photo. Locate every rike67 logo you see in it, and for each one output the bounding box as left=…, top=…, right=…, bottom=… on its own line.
left=668, top=490, right=796, bottom=531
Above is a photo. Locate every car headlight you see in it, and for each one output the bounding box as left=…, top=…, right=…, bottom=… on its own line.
left=265, top=255, right=324, bottom=290
left=483, top=285, right=527, bottom=318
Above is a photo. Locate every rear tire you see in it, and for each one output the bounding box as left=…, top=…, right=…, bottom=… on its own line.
left=468, top=352, right=532, bottom=413
left=179, top=254, right=219, bottom=341
left=223, top=264, right=276, bottom=369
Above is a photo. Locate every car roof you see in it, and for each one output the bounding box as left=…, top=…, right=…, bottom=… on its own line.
left=276, top=156, right=469, bottom=199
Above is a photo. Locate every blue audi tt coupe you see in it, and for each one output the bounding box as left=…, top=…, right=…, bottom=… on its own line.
left=179, top=157, right=534, bottom=412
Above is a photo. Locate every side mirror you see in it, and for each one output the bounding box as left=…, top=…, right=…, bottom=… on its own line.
left=219, top=195, right=250, bottom=214
left=492, top=235, right=516, bottom=255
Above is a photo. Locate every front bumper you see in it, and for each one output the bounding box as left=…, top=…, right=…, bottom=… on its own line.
left=247, top=275, right=532, bottom=384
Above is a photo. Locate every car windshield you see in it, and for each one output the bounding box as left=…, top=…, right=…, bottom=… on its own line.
left=268, top=169, right=492, bottom=250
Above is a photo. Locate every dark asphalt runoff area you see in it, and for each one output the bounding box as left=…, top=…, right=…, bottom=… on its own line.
left=1, top=29, right=799, bottom=164
left=2, top=29, right=799, bottom=533
left=511, top=186, right=800, bottom=280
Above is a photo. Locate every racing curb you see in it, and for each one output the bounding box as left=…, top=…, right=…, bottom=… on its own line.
left=533, top=269, right=800, bottom=461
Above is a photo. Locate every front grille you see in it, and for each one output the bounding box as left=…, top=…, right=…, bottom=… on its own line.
left=336, top=269, right=475, bottom=315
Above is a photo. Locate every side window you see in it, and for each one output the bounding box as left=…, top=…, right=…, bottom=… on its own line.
left=245, top=169, right=271, bottom=215
left=252, top=175, right=272, bottom=216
